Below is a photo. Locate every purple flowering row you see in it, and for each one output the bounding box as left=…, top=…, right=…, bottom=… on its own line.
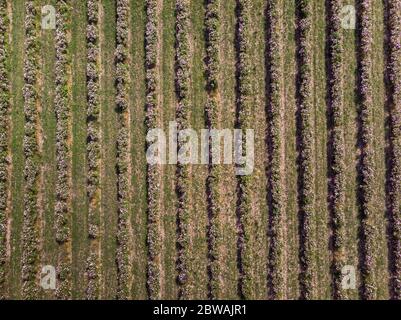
left=356, top=0, right=376, bottom=300
left=21, top=0, right=41, bottom=300
left=145, top=0, right=161, bottom=300
left=387, top=0, right=401, bottom=300
left=175, top=0, right=191, bottom=300
left=85, top=0, right=101, bottom=300
left=204, top=0, right=221, bottom=299
left=115, top=0, right=131, bottom=300
left=296, top=0, right=315, bottom=300
left=327, top=0, right=346, bottom=300
left=236, top=0, right=253, bottom=299
left=266, top=0, right=285, bottom=300
left=54, top=0, right=73, bottom=300
left=0, top=0, right=10, bottom=300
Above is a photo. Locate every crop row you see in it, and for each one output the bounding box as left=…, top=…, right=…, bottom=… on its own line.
left=356, top=0, right=376, bottom=300
left=235, top=0, right=253, bottom=299
left=327, top=0, right=346, bottom=300
left=115, top=0, right=131, bottom=300
left=386, top=0, right=401, bottom=300
left=145, top=0, right=161, bottom=300
left=296, top=0, right=315, bottom=300
left=86, top=0, right=101, bottom=299
left=54, top=0, right=72, bottom=299
left=21, top=0, right=41, bottom=299
left=204, top=0, right=221, bottom=299
left=175, top=0, right=191, bottom=299
left=0, top=0, right=9, bottom=300
left=266, top=0, right=285, bottom=300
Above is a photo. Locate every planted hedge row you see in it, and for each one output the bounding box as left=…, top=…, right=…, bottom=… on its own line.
left=356, top=0, right=376, bottom=300
left=54, top=0, right=72, bottom=299
left=204, top=0, right=221, bottom=299
left=0, top=0, right=10, bottom=300
left=266, top=0, right=285, bottom=300
left=327, top=0, right=346, bottom=300
left=22, top=0, right=41, bottom=299
left=86, top=0, right=101, bottom=299
left=115, top=0, right=131, bottom=300
left=386, top=0, right=401, bottom=300
left=175, top=0, right=191, bottom=299
left=235, top=0, right=253, bottom=299
left=145, top=0, right=161, bottom=300
left=296, top=0, right=315, bottom=300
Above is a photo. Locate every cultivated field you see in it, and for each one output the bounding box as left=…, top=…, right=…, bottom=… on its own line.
left=0, top=0, right=400, bottom=299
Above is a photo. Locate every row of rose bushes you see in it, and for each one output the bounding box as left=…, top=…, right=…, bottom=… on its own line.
left=356, top=0, right=376, bottom=300
left=204, top=0, right=221, bottom=299
left=0, top=0, right=10, bottom=300
left=85, top=0, right=101, bottom=300
left=236, top=0, right=253, bottom=300
left=327, top=0, right=346, bottom=300
left=266, top=0, right=284, bottom=300
left=21, top=0, right=41, bottom=299
left=115, top=0, right=131, bottom=300
left=54, top=0, right=72, bottom=299
left=145, top=0, right=161, bottom=300
left=387, top=0, right=401, bottom=300
left=175, top=0, right=191, bottom=299
left=296, top=0, right=315, bottom=300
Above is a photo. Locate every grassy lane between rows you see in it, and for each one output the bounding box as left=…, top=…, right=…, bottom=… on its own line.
left=282, top=0, right=299, bottom=299
left=188, top=0, right=208, bottom=300
left=100, top=0, right=118, bottom=299
left=129, top=0, right=147, bottom=300
left=39, top=0, right=56, bottom=300
left=218, top=0, right=238, bottom=299
left=70, top=0, right=88, bottom=300
left=160, top=0, right=178, bottom=299
left=9, top=0, right=25, bottom=300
